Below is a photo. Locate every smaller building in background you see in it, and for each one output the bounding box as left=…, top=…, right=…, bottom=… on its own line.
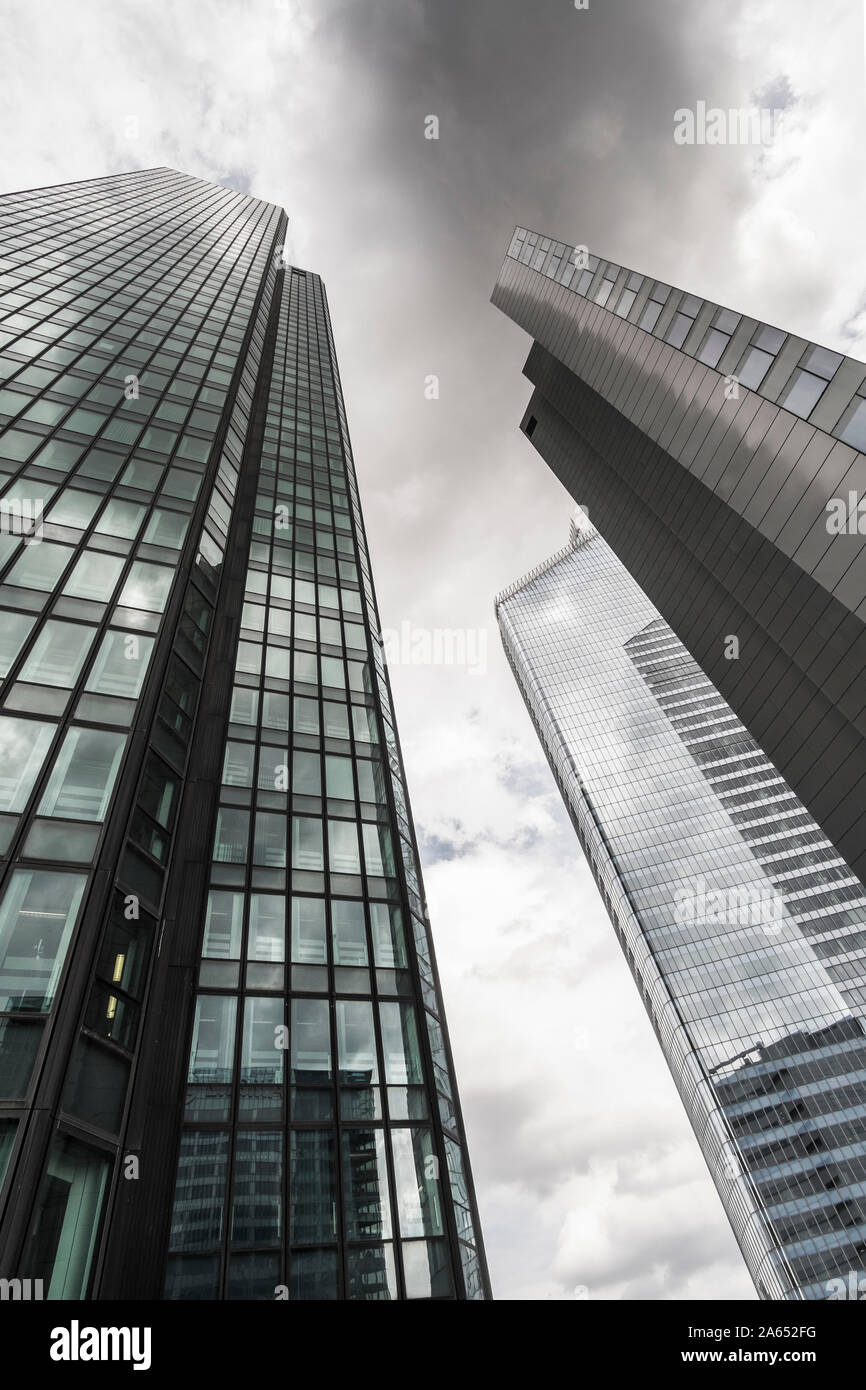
left=496, top=511, right=866, bottom=1300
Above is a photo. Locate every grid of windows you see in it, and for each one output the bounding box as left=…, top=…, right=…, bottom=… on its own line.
left=505, top=225, right=866, bottom=440
left=162, top=268, right=484, bottom=1302
left=497, top=517, right=866, bottom=1300
left=0, top=169, right=486, bottom=1301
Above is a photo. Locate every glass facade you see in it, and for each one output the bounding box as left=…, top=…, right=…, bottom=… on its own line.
left=0, top=168, right=487, bottom=1300
left=493, top=227, right=866, bottom=894
left=497, top=514, right=866, bottom=1300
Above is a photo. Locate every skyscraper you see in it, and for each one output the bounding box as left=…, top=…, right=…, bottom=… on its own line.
left=497, top=513, right=866, bottom=1300
left=0, top=168, right=487, bottom=1301
left=492, top=228, right=866, bottom=889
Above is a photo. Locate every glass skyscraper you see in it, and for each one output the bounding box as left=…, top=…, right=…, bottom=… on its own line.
left=0, top=167, right=487, bottom=1300
left=492, top=227, right=866, bottom=890
left=497, top=512, right=866, bottom=1300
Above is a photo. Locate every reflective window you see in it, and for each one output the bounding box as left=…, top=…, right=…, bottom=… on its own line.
left=38, top=727, right=126, bottom=821
left=84, top=629, right=154, bottom=699
left=0, top=870, right=87, bottom=1011
left=19, top=619, right=96, bottom=688
left=0, top=715, right=55, bottom=812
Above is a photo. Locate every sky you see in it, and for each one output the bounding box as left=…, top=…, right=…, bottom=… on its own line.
left=3, top=0, right=865, bottom=1300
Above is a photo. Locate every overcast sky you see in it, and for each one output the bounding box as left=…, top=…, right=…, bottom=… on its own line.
left=3, top=0, right=865, bottom=1300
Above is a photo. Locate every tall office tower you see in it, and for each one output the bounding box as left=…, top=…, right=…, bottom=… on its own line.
left=497, top=512, right=866, bottom=1300
left=492, top=229, right=866, bottom=889
left=0, top=168, right=487, bottom=1301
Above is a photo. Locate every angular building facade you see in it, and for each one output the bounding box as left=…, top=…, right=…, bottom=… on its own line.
left=0, top=168, right=487, bottom=1300
left=492, top=229, right=866, bottom=889
left=497, top=513, right=866, bottom=1300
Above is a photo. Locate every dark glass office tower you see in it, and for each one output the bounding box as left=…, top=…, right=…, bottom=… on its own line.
left=498, top=513, right=866, bottom=1300
left=492, top=229, right=866, bottom=888
left=0, top=168, right=487, bottom=1300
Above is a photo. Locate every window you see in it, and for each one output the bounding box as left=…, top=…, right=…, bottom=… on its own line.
left=0, top=869, right=87, bottom=1011
left=62, top=550, right=125, bottom=600
left=779, top=346, right=842, bottom=420
left=0, top=715, right=55, bottom=811
left=836, top=393, right=866, bottom=453
left=38, top=727, right=126, bottom=821
left=325, top=755, right=354, bottom=800
left=391, top=1128, right=442, bottom=1238
left=118, top=560, right=174, bottom=612
left=332, top=900, right=367, bottom=965
left=254, top=812, right=287, bottom=867
left=19, top=619, right=97, bottom=689
left=328, top=819, right=360, bottom=873
left=292, top=816, right=323, bottom=870
left=186, top=994, right=237, bottom=1120
left=0, top=611, right=36, bottom=677
left=6, top=540, right=72, bottom=590
left=143, top=508, right=189, bottom=549
left=84, top=629, right=154, bottom=698
left=202, top=890, right=243, bottom=959
left=46, top=489, right=101, bottom=529
left=736, top=346, right=774, bottom=391
left=248, top=894, right=285, bottom=961
left=20, top=1134, right=110, bottom=1298
left=290, top=1132, right=336, bottom=1244
left=213, top=807, right=249, bottom=863
left=94, top=498, right=146, bottom=538
left=239, top=996, right=283, bottom=1119
left=291, top=898, right=326, bottom=964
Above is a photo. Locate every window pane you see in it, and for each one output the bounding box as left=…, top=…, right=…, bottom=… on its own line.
left=248, top=894, right=285, bottom=961
left=118, top=560, right=174, bottom=612
left=332, top=900, right=367, bottom=965
left=46, top=489, right=101, bottom=529
left=95, top=498, right=145, bottom=538
left=239, top=996, right=283, bottom=1119
left=6, top=541, right=72, bottom=591
left=336, top=999, right=378, bottom=1081
left=0, top=611, right=36, bottom=677
left=391, top=1128, right=442, bottom=1237
left=84, top=629, right=154, bottom=698
left=291, top=997, right=331, bottom=1078
left=780, top=368, right=827, bottom=419
left=168, top=1131, right=229, bottom=1253
left=0, top=870, right=87, bottom=1011
left=213, top=807, right=249, bottom=863
left=737, top=346, right=774, bottom=391
left=62, top=549, right=125, bottom=601
left=292, top=816, right=323, bottom=870
left=379, top=1002, right=423, bottom=1084
left=19, top=619, right=96, bottom=687
left=143, top=508, right=189, bottom=549
left=232, top=1132, right=282, bottom=1247
left=253, top=811, right=286, bottom=867
left=290, top=1131, right=336, bottom=1244
left=370, top=903, right=407, bottom=968
left=21, top=1134, right=110, bottom=1298
left=342, top=1129, right=391, bottom=1240
left=328, top=819, right=360, bottom=873
left=0, top=715, right=55, bottom=811
left=291, top=898, right=326, bottom=964
left=38, top=727, right=126, bottom=821
left=185, top=994, right=237, bottom=1122
left=325, top=755, right=354, bottom=800
left=202, top=890, right=243, bottom=959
